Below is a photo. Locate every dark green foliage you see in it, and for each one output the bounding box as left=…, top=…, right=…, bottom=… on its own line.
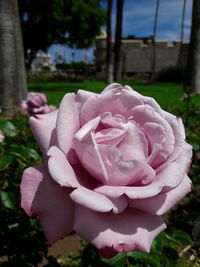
left=0, top=115, right=48, bottom=266
left=156, top=66, right=186, bottom=83
left=18, top=0, right=106, bottom=66
left=56, top=62, right=88, bottom=71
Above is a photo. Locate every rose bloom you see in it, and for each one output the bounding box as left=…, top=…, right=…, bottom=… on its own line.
left=21, top=92, right=56, bottom=115
left=21, top=84, right=192, bottom=258
left=0, top=130, right=5, bottom=143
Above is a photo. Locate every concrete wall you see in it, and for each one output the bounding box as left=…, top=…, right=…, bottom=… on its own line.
left=95, top=37, right=189, bottom=78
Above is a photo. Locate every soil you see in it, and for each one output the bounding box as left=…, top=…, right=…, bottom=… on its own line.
left=40, top=234, right=82, bottom=266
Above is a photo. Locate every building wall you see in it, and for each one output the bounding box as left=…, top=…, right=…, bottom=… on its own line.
left=95, top=37, right=189, bottom=78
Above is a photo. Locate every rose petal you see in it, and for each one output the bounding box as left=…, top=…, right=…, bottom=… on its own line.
left=48, top=146, right=78, bottom=188
left=70, top=187, right=127, bottom=214
left=131, top=105, right=175, bottom=167
left=163, top=110, right=185, bottom=141
left=80, top=88, right=143, bottom=126
left=57, top=93, right=80, bottom=154
left=74, top=205, right=166, bottom=257
left=95, top=127, right=126, bottom=146
left=129, top=175, right=192, bottom=215
left=118, top=121, right=148, bottom=161
left=20, top=165, right=74, bottom=242
left=99, top=145, right=155, bottom=186
left=95, top=143, right=192, bottom=199
left=29, top=110, right=58, bottom=155
left=101, top=83, right=125, bottom=94
left=74, top=117, right=108, bottom=184
left=75, top=89, right=97, bottom=109
left=142, top=122, right=165, bottom=154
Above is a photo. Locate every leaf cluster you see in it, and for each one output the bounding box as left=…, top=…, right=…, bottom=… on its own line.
left=0, top=115, right=48, bottom=266
left=18, top=0, right=106, bottom=59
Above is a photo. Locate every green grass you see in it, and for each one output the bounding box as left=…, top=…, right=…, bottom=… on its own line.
left=28, top=81, right=107, bottom=107
left=28, top=80, right=200, bottom=115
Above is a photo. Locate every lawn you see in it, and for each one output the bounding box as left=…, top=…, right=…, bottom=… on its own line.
left=28, top=81, right=190, bottom=114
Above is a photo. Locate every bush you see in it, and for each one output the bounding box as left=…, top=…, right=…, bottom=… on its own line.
left=0, top=115, right=49, bottom=266
left=156, top=66, right=186, bottom=83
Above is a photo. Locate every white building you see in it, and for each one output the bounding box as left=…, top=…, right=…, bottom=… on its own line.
left=31, top=52, right=56, bottom=72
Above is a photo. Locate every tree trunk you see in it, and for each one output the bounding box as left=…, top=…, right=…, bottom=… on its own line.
left=150, top=0, right=160, bottom=81
left=177, top=0, right=187, bottom=67
left=0, top=0, right=27, bottom=115
left=185, top=0, right=200, bottom=94
left=106, top=0, right=113, bottom=84
left=114, top=0, right=124, bottom=81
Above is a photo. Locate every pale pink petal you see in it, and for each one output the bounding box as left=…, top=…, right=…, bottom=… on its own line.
left=142, top=122, right=165, bottom=154
left=118, top=121, right=148, bottom=161
left=20, top=165, right=74, bottom=242
left=74, top=205, right=166, bottom=258
left=99, top=88, right=143, bottom=117
left=47, top=146, right=78, bottom=188
left=75, top=89, right=97, bottom=109
left=72, top=164, right=100, bottom=189
left=101, top=112, right=126, bottom=127
left=124, top=86, right=162, bottom=115
left=57, top=93, right=80, bottom=155
left=70, top=187, right=127, bottom=214
left=43, top=104, right=56, bottom=114
left=163, top=110, right=185, bottom=141
left=95, top=143, right=192, bottom=199
left=131, top=105, right=175, bottom=167
left=80, top=95, right=101, bottom=126
left=80, top=88, right=143, bottom=126
left=129, top=175, right=192, bottom=215
left=99, top=145, right=155, bottom=186
left=95, top=127, right=126, bottom=146
left=142, top=96, right=162, bottom=114
left=29, top=110, right=58, bottom=155
left=74, top=118, right=108, bottom=184
left=101, top=83, right=124, bottom=94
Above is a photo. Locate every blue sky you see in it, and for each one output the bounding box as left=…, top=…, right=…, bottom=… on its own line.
left=48, top=0, right=192, bottom=63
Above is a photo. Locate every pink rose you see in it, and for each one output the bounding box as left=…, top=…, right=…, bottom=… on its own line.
left=0, top=130, right=4, bottom=143
left=20, top=84, right=192, bottom=258
left=21, top=92, right=56, bottom=115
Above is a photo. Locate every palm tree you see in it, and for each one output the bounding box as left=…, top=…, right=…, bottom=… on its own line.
left=150, top=0, right=160, bottom=81
left=106, top=0, right=113, bottom=84
left=114, top=0, right=124, bottom=81
left=185, top=0, right=200, bottom=94
left=177, top=0, right=187, bottom=66
left=0, top=0, right=27, bottom=115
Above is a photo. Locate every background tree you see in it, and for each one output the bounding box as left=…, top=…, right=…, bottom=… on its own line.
left=114, top=0, right=124, bottom=81
left=185, top=0, right=200, bottom=94
left=177, top=0, right=187, bottom=67
left=0, top=0, right=27, bottom=115
left=150, top=0, right=160, bottom=81
left=18, top=0, right=106, bottom=68
left=106, top=0, right=113, bottom=83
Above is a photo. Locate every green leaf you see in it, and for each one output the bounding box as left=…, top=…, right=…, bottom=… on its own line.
left=171, top=230, right=192, bottom=245
left=0, top=191, right=15, bottom=209
left=0, top=155, right=13, bottom=170
left=162, top=233, right=180, bottom=249
left=0, top=121, right=17, bottom=137
left=10, top=151, right=27, bottom=162
left=128, top=250, right=161, bottom=267
left=151, top=233, right=163, bottom=253
left=101, top=252, right=127, bottom=266
left=21, top=147, right=41, bottom=161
